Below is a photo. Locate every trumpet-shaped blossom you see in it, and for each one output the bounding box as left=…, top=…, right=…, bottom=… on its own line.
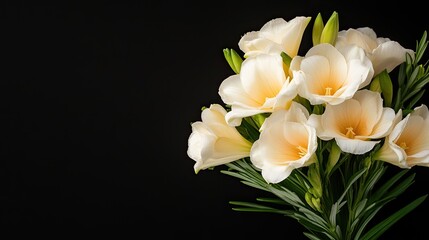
left=335, top=27, right=414, bottom=75
left=218, top=53, right=298, bottom=126
left=308, top=89, right=397, bottom=154
left=187, top=104, right=252, bottom=173
left=250, top=102, right=317, bottom=184
left=238, top=16, right=311, bottom=58
left=291, top=43, right=374, bottom=106
left=374, top=105, right=429, bottom=168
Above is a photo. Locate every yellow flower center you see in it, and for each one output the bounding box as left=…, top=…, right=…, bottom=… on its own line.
left=399, top=141, right=409, bottom=150
left=296, top=145, right=307, bottom=158
left=325, top=87, right=333, bottom=96
left=345, top=127, right=356, bottom=139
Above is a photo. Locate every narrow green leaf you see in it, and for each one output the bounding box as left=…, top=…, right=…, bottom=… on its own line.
left=371, top=169, right=409, bottom=201
left=241, top=181, right=270, bottom=192
left=405, top=66, right=421, bottom=91
left=363, top=166, right=386, bottom=196
left=398, top=62, right=406, bottom=86
left=354, top=198, right=367, bottom=219
left=353, top=206, right=383, bottom=240
left=415, top=31, right=428, bottom=63
left=361, top=194, right=427, bottom=240
left=337, top=168, right=366, bottom=204
left=303, top=232, right=323, bottom=240
left=407, top=89, right=425, bottom=109
left=256, top=197, right=288, bottom=205
left=229, top=201, right=274, bottom=209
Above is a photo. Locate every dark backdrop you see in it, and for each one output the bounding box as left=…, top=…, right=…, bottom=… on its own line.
left=1, top=1, right=428, bottom=238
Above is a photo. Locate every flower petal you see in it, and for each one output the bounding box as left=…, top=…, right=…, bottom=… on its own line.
left=335, top=137, right=380, bottom=154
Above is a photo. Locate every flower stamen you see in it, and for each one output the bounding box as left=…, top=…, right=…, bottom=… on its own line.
left=325, top=87, right=333, bottom=96
left=399, top=141, right=409, bottom=150
left=345, top=127, right=356, bottom=139
left=296, top=145, right=307, bottom=158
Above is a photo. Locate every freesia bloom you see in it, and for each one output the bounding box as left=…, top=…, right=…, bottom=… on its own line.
left=307, top=89, right=397, bottom=154
left=250, top=102, right=317, bottom=184
left=218, top=53, right=298, bottom=126
left=335, top=27, right=414, bottom=75
left=187, top=104, right=252, bottom=173
left=291, top=43, right=374, bottom=105
left=238, top=16, right=311, bottom=58
left=374, top=105, right=429, bottom=168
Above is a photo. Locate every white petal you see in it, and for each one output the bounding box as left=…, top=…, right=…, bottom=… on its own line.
left=225, top=106, right=267, bottom=126
left=239, top=16, right=311, bottom=58
left=374, top=140, right=408, bottom=168
left=321, top=99, right=361, bottom=137
left=413, top=104, right=429, bottom=119
left=336, top=137, right=379, bottom=154
left=262, top=164, right=293, bottom=184
left=353, top=90, right=382, bottom=131
left=218, top=74, right=259, bottom=107
left=367, top=108, right=396, bottom=138
left=371, top=41, right=414, bottom=75
left=187, top=122, right=212, bottom=162
left=240, top=54, right=286, bottom=100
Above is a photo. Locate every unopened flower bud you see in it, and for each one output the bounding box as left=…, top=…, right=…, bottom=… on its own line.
left=308, top=165, right=322, bottom=198
left=311, top=197, right=322, bottom=212
left=371, top=70, right=393, bottom=107
left=305, top=192, right=316, bottom=209
left=320, top=11, right=339, bottom=45
left=223, top=48, right=243, bottom=74
left=312, top=13, right=324, bottom=46
left=369, top=77, right=382, bottom=93
left=251, top=113, right=267, bottom=130
left=326, top=141, right=341, bottom=175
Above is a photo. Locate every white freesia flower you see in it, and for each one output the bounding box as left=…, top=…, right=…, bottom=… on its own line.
left=308, top=89, right=397, bottom=154
left=187, top=104, right=252, bottom=173
left=374, top=105, right=429, bottom=168
left=335, top=27, right=415, bottom=75
left=238, top=16, right=311, bottom=58
left=218, top=53, right=298, bottom=126
left=250, top=102, right=317, bottom=184
left=291, top=43, right=374, bottom=105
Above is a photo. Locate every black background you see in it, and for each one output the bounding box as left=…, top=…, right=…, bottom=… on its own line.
left=1, top=0, right=429, bottom=238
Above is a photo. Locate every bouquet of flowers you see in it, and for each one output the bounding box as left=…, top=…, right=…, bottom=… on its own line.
left=186, top=11, right=429, bottom=239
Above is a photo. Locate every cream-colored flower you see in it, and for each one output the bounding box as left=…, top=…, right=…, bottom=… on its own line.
left=218, top=53, right=298, bottom=126
left=335, top=27, right=415, bottom=75
left=187, top=104, right=252, bottom=173
left=250, top=102, right=317, bottom=184
left=291, top=43, right=374, bottom=105
left=307, top=89, right=397, bottom=154
left=238, top=16, right=311, bottom=58
left=374, top=105, right=429, bottom=168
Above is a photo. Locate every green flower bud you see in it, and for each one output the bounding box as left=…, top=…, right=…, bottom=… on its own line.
left=308, top=164, right=322, bottom=198
left=311, top=197, right=322, bottom=212
left=326, top=140, right=341, bottom=175
left=369, top=77, right=382, bottom=93
left=312, top=13, right=324, bottom=46
left=305, top=192, right=316, bottom=209
left=375, top=70, right=393, bottom=107
left=251, top=113, right=267, bottom=130
left=223, top=48, right=243, bottom=74
left=320, top=11, right=339, bottom=45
